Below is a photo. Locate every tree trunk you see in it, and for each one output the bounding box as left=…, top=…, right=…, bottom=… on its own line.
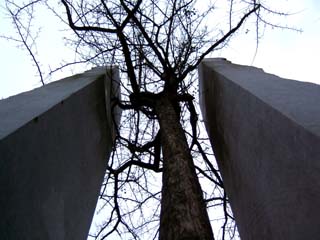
left=156, top=96, right=214, bottom=240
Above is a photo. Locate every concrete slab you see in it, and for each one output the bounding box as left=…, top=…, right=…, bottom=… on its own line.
left=199, top=58, right=320, bottom=240
left=0, top=67, right=119, bottom=240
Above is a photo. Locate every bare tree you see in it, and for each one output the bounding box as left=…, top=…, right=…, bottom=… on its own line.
left=2, top=0, right=45, bottom=85
left=3, top=0, right=296, bottom=239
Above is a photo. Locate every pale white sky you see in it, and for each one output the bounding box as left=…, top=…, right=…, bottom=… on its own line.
left=0, top=0, right=319, bottom=99
left=220, top=0, right=320, bottom=84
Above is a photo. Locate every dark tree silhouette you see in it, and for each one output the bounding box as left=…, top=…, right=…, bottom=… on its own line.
left=3, top=0, right=295, bottom=239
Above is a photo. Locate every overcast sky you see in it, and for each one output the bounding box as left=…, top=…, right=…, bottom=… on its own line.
left=0, top=0, right=319, bottom=99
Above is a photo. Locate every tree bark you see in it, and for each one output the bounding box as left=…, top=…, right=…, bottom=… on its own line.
left=156, top=96, right=214, bottom=240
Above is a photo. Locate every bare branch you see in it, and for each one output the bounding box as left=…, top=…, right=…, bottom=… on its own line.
left=181, top=3, right=260, bottom=80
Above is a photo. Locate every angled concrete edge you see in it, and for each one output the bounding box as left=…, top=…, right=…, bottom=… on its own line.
left=0, top=67, right=119, bottom=140
left=0, top=67, right=120, bottom=240
left=199, top=58, right=320, bottom=240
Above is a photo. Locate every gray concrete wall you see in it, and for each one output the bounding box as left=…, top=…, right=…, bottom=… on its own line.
left=0, top=67, right=120, bottom=240
left=199, top=58, right=320, bottom=240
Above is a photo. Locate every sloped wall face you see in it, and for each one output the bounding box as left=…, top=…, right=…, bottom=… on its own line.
left=0, top=67, right=120, bottom=240
left=199, top=59, right=320, bottom=240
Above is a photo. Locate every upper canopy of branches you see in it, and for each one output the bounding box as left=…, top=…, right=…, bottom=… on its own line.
left=58, top=0, right=261, bottom=97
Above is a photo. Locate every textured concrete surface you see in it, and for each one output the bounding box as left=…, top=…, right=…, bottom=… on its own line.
left=0, top=67, right=120, bottom=240
left=199, top=58, right=320, bottom=240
